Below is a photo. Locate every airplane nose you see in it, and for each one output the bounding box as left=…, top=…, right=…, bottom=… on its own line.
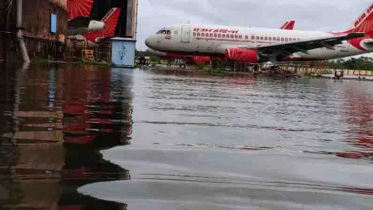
left=145, top=37, right=152, bottom=48
left=145, top=36, right=156, bottom=49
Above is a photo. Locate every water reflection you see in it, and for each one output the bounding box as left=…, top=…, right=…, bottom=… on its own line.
left=0, top=64, right=132, bottom=209
left=339, top=86, right=373, bottom=161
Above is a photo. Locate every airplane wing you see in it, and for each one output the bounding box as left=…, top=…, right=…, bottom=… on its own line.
left=241, top=32, right=365, bottom=56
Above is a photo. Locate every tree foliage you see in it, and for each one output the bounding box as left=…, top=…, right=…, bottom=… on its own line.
left=328, top=57, right=373, bottom=70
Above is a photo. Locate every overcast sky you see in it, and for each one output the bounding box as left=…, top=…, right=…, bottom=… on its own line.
left=136, top=0, right=372, bottom=50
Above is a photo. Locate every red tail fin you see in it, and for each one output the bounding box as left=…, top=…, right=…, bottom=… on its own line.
left=86, top=8, right=121, bottom=43
left=346, top=3, right=373, bottom=36
left=67, top=0, right=94, bottom=20
left=280, top=20, right=296, bottom=30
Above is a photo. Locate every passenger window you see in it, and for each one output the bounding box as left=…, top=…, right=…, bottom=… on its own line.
left=265, top=37, right=268, bottom=41
left=222, top=34, right=226, bottom=38
left=210, top=33, right=213, bottom=37
left=239, top=35, right=242, bottom=39
left=245, top=35, right=248, bottom=39
left=281, top=38, right=284, bottom=42
left=235, top=35, right=238, bottom=39
left=197, top=33, right=201, bottom=36
left=202, top=33, right=205, bottom=36
left=231, top=35, right=234, bottom=38
left=277, top=37, right=280, bottom=41
left=269, top=37, right=272, bottom=41
left=218, top=34, right=222, bottom=38
left=251, top=35, right=255, bottom=40
left=256, top=36, right=259, bottom=40
left=214, top=34, right=217, bottom=38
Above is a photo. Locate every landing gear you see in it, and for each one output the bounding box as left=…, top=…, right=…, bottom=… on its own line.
left=179, top=63, right=186, bottom=69
left=167, top=63, right=172, bottom=67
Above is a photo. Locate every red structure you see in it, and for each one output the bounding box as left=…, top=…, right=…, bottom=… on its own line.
left=67, top=0, right=94, bottom=20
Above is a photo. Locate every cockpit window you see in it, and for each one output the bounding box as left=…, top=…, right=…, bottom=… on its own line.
left=157, top=30, right=171, bottom=34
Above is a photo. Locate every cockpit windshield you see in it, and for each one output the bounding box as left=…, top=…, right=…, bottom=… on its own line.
left=156, top=29, right=171, bottom=34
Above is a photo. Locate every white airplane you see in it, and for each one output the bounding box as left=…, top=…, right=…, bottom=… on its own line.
left=147, top=20, right=297, bottom=59
left=145, top=4, right=373, bottom=64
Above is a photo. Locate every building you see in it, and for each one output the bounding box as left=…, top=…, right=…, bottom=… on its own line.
left=0, top=0, right=68, bottom=61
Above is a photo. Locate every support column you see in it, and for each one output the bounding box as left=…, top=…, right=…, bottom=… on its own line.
left=16, top=0, right=30, bottom=63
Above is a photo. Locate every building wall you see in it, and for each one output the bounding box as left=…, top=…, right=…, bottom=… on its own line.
left=0, top=0, right=68, bottom=61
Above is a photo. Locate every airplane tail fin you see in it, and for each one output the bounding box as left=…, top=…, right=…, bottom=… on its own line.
left=85, top=8, right=121, bottom=43
left=280, top=20, right=296, bottom=30
left=100, top=8, right=122, bottom=36
left=345, top=3, right=373, bottom=36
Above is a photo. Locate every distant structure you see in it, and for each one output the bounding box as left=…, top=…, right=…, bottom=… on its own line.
left=0, top=0, right=68, bottom=61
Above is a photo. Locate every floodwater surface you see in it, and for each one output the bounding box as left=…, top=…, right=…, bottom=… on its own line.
left=1, top=65, right=373, bottom=209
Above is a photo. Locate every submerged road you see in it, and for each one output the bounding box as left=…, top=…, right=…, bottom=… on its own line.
left=1, top=65, right=373, bottom=209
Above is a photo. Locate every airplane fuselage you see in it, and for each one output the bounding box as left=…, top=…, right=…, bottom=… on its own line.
left=146, top=24, right=373, bottom=62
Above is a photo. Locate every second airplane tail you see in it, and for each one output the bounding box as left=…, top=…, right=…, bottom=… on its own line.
left=86, top=8, right=122, bottom=43
left=280, top=20, right=296, bottom=30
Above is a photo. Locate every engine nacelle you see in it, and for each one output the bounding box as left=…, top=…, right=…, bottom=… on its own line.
left=225, top=48, right=259, bottom=63
left=191, top=56, right=211, bottom=65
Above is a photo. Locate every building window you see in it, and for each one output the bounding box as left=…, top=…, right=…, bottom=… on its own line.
left=218, top=34, right=221, bottom=38
left=210, top=33, right=213, bottom=37
left=281, top=38, right=284, bottom=42
left=239, top=35, right=242, bottom=39
left=245, top=35, right=248, bottom=39
left=231, top=35, right=234, bottom=38
left=202, top=33, right=205, bottom=36
left=197, top=33, right=201, bottom=36
left=214, top=34, right=217, bottom=37
left=222, top=34, right=226, bottom=38
left=50, top=14, right=57, bottom=33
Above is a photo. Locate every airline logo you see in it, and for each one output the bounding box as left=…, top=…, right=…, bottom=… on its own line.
left=355, top=4, right=373, bottom=27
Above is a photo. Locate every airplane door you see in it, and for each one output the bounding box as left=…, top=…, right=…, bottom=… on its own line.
left=181, top=25, right=191, bottom=43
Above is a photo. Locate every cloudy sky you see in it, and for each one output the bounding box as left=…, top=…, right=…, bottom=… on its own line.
left=136, top=0, right=372, bottom=50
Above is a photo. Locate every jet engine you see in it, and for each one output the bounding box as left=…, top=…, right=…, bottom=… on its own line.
left=225, top=48, right=260, bottom=63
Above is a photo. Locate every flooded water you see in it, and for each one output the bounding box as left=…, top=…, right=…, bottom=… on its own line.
left=1, top=64, right=373, bottom=209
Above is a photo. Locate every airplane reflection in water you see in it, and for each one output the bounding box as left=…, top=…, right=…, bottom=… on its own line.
left=0, top=64, right=133, bottom=209
left=338, top=86, right=373, bottom=161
